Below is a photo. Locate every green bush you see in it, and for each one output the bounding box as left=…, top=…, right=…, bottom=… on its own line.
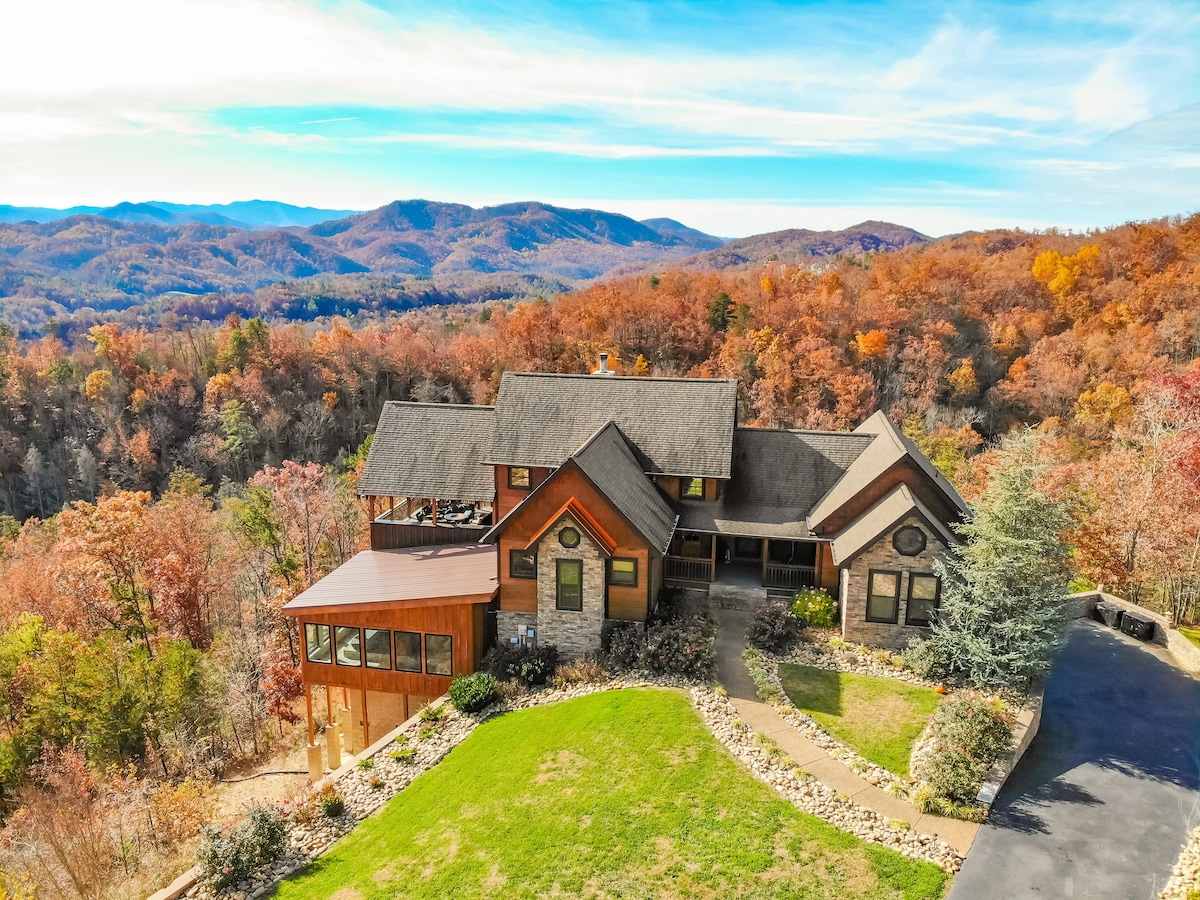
left=417, top=702, right=445, bottom=723
left=357, top=758, right=374, bottom=770
left=642, top=620, right=715, bottom=680
left=318, top=785, right=345, bottom=818
left=601, top=621, right=644, bottom=669
left=448, top=672, right=499, bottom=712
left=913, top=693, right=1013, bottom=804
left=792, top=587, right=837, bottom=628
left=902, top=637, right=950, bottom=680
left=746, top=600, right=805, bottom=653
left=195, top=804, right=288, bottom=890
left=482, top=644, right=560, bottom=686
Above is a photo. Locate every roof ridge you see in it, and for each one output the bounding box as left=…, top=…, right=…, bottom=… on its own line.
left=502, top=371, right=738, bottom=385
left=570, top=419, right=624, bottom=458
left=381, top=400, right=495, bottom=410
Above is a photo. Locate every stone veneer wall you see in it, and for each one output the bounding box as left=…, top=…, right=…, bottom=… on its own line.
left=496, top=611, right=539, bottom=647
left=840, top=515, right=945, bottom=650
left=534, top=515, right=607, bottom=659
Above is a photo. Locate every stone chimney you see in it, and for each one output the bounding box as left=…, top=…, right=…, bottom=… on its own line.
left=593, top=352, right=614, bottom=376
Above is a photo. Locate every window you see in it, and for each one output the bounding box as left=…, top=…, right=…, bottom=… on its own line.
left=510, top=548, right=537, bottom=579
left=425, top=634, right=453, bottom=676
left=364, top=628, right=391, bottom=669
left=893, top=525, right=927, bottom=557
left=304, top=623, right=332, bottom=664
left=334, top=626, right=362, bottom=666
left=394, top=631, right=422, bottom=673
left=866, top=571, right=901, bottom=624
left=671, top=531, right=712, bottom=559
left=906, top=574, right=941, bottom=626
left=508, top=467, right=531, bottom=489
left=608, top=557, right=638, bottom=586
left=558, top=526, right=580, bottom=548
left=556, top=559, right=584, bottom=610
left=680, top=477, right=705, bottom=499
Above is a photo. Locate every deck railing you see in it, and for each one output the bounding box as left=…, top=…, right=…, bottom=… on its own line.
left=763, top=563, right=817, bottom=591
left=370, top=521, right=487, bottom=551
left=665, top=556, right=714, bottom=583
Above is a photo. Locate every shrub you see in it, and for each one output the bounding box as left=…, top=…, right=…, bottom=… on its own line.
left=792, top=587, right=837, bottom=628
left=195, top=804, right=288, bottom=890
left=318, top=784, right=345, bottom=818
left=481, top=643, right=560, bottom=686
left=368, top=775, right=383, bottom=790
left=494, top=678, right=527, bottom=703
left=551, top=657, right=609, bottom=688
left=746, top=600, right=805, bottom=652
left=389, top=747, right=416, bottom=762
left=448, top=672, right=499, bottom=712
left=642, top=619, right=715, bottom=680
left=601, top=621, right=644, bottom=670
left=913, top=693, right=1013, bottom=804
left=418, top=725, right=438, bottom=741
left=902, top=637, right=950, bottom=680
left=417, top=702, right=445, bottom=723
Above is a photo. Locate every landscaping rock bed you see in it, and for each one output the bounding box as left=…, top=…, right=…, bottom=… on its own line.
left=187, top=673, right=960, bottom=898
left=1159, top=825, right=1200, bottom=900
left=786, top=630, right=940, bottom=686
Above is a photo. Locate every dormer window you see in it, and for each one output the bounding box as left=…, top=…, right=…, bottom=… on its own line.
left=508, top=466, right=531, bottom=489
left=680, top=477, right=704, bottom=499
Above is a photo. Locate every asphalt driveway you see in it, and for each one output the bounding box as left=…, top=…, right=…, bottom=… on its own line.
left=951, top=620, right=1200, bottom=899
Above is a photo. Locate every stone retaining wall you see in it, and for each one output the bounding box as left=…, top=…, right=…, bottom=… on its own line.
left=1069, top=591, right=1200, bottom=677
left=975, top=678, right=1044, bottom=809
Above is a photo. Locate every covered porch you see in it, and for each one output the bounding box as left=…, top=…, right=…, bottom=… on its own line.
left=664, top=529, right=830, bottom=592
left=364, top=494, right=494, bottom=550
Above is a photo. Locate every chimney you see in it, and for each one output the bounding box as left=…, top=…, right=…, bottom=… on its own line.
left=594, top=352, right=614, bottom=376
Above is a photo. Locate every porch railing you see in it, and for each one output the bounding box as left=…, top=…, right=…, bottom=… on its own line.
left=370, top=520, right=487, bottom=551
left=665, top=556, right=714, bottom=583
left=763, top=563, right=817, bottom=591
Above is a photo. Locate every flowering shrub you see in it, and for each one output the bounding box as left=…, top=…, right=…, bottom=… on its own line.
left=913, top=693, right=1013, bottom=803
left=448, top=672, right=499, bottom=712
left=642, top=620, right=716, bottom=680
left=792, top=587, right=837, bottom=628
left=194, top=803, right=288, bottom=890
left=317, top=784, right=345, bottom=817
left=601, top=621, right=644, bottom=669
left=746, top=600, right=805, bottom=652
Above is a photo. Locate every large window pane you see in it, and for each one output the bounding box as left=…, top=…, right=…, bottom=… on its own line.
left=906, top=574, right=940, bottom=626
left=608, top=557, right=637, bottom=586
left=508, top=467, right=531, bottom=489
left=866, top=571, right=900, bottom=623
left=364, top=628, right=391, bottom=669
left=556, top=559, right=584, bottom=611
left=510, top=548, right=537, bottom=579
left=335, top=626, right=361, bottom=666
left=680, top=477, right=704, bottom=498
left=304, top=623, right=332, bottom=664
left=425, top=634, right=453, bottom=676
left=395, top=631, right=421, bottom=673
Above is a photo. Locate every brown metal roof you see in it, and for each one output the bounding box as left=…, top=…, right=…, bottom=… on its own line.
left=281, top=544, right=498, bottom=613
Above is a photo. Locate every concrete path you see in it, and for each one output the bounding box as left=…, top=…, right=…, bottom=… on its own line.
left=950, top=621, right=1200, bottom=900
left=713, top=608, right=980, bottom=855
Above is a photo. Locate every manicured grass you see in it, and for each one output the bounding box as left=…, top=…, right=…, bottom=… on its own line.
left=1181, top=627, right=1200, bottom=649
left=271, top=688, right=949, bottom=900
left=778, top=664, right=941, bottom=777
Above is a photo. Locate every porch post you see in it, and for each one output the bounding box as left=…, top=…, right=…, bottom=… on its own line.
left=709, top=534, right=717, bottom=582
left=304, top=682, right=314, bottom=746
left=761, top=539, right=769, bottom=585
left=361, top=687, right=371, bottom=748
left=368, top=495, right=376, bottom=521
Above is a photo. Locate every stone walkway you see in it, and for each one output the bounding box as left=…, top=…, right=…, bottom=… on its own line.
left=714, top=608, right=980, bottom=855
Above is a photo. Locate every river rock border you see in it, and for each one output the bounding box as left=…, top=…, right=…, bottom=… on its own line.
left=182, top=675, right=960, bottom=899
left=1160, top=825, right=1200, bottom=899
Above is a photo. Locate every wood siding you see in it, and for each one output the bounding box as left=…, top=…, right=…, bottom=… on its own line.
left=369, top=521, right=487, bottom=550
left=819, top=542, right=839, bottom=594
left=816, top=459, right=960, bottom=536
left=495, top=465, right=552, bottom=520
left=297, top=603, right=487, bottom=699
left=496, top=466, right=655, bottom=622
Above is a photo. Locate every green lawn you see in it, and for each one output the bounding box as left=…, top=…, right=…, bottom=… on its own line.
left=778, top=664, right=941, bottom=777
left=1181, top=627, right=1200, bottom=649
left=271, top=688, right=949, bottom=900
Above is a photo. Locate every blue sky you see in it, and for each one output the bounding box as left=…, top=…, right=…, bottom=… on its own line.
left=2, top=0, right=1198, bottom=236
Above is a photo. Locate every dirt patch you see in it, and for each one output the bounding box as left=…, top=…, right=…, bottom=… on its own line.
left=328, top=888, right=365, bottom=900
left=534, top=749, right=590, bottom=785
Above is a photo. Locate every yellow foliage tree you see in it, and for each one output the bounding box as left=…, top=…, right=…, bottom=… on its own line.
left=947, top=358, right=979, bottom=398
left=84, top=369, right=113, bottom=403
left=1032, top=245, right=1103, bottom=319
left=852, top=329, right=889, bottom=360
left=1075, top=382, right=1133, bottom=429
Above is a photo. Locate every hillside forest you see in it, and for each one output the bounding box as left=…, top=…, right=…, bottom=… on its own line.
left=0, top=213, right=1199, bottom=896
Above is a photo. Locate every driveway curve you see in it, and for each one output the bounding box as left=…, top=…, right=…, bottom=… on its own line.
left=951, top=620, right=1200, bottom=899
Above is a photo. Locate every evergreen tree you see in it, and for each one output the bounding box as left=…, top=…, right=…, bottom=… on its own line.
left=925, top=429, right=1074, bottom=688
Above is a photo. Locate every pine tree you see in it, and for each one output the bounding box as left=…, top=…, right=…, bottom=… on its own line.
left=926, top=429, right=1074, bottom=688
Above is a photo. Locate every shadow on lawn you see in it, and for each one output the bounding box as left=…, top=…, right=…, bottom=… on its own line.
left=777, top=663, right=845, bottom=717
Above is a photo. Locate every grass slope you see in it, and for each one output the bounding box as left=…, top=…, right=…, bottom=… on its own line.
left=1181, top=627, right=1200, bottom=649
left=778, top=665, right=941, bottom=777
left=272, top=688, right=948, bottom=899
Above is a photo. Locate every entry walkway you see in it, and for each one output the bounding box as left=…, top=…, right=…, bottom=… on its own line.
left=950, top=620, right=1200, bottom=899
left=714, top=608, right=980, bottom=855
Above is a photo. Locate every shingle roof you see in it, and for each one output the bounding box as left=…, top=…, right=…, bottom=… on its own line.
left=675, top=428, right=874, bottom=538
left=807, top=411, right=970, bottom=531
left=487, top=372, right=738, bottom=478
left=358, top=402, right=495, bottom=500
left=571, top=422, right=679, bottom=555
left=281, top=544, right=498, bottom=612
left=829, top=484, right=958, bottom=566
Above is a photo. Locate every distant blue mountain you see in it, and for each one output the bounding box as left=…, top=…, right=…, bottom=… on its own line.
left=0, top=200, right=361, bottom=229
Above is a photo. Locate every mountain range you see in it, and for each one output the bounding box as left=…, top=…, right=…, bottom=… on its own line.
left=0, top=198, right=930, bottom=335
left=0, top=200, right=360, bottom=229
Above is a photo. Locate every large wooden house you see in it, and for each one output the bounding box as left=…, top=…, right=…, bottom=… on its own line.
left=283, top=362, right=969, bottom=751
